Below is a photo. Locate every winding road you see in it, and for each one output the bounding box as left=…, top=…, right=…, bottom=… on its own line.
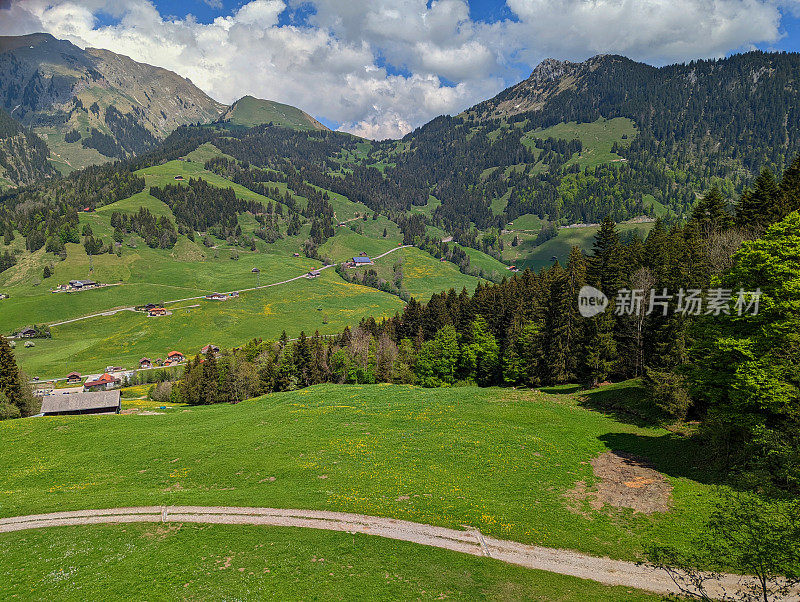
left=1, top=505, right=789, bottom=599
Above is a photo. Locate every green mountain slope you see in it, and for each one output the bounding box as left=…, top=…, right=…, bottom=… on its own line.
left=219, top=95, right=328, bottom=131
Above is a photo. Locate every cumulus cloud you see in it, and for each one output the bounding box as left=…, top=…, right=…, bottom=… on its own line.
left=0, top=0, right=794, bottom=138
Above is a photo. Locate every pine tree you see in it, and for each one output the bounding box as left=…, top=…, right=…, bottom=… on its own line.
left=779, top=154, right=800, bottom=218
left=0, top=336, right=22, bottom=410
left=690, top=185, right=734, bottom=237
left=736, top=169, right=781, bottom=231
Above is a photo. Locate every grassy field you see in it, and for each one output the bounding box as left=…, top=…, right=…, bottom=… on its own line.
left=370, top=246, right=484, bottom=300
left=12, top=269, right=404, bottom=378
left=506, top=222, right=655, bottom=271
left=524, top=118, right=637, bottom=170
left=0, top=383, right=717, bottom=562
left=0, top=523, right=659, bottom=601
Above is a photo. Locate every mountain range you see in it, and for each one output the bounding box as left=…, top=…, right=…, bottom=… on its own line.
left=0, top=33, right=325, bottom=183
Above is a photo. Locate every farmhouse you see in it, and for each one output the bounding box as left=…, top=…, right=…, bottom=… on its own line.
left=18, top=327, right=37, bottom=338
left=350, top=256, right=373, bottom=267
left=66, top=372, right=82, bottom=384
left=69, top=279, right=97, bottom=289
left=167, top=351, right=185, bottom=362
left=148, top=307, right=167, bottom=317
left=306, top=269, right=321, bottom=278
left=40, top=390, right=121, bottom=416
left=174, top=175, right=185, bottom=181
left=139, top=358, right=152, bottom=369
left=201, top=344, right=220, bottom=355
left=205, top=293, right=228, bottom=301
left=83, top=373, right=120, bottom=391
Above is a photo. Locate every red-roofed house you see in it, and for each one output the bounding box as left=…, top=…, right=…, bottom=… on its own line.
left=167, top=351, right=184, bottom=362
left=139, top=358, right=152, bottom=369
left=201, top=344, right=219, bottom=355
left=83, top=373, right=120, bottom=391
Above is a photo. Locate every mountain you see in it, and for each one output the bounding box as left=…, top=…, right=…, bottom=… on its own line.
left=0, top=33, right=226, bottom=172
left=0, top=106, right=55, bottom=187
left=465, top=52, right=800, bottom=176
left=218, top=96, right=328, bottom=131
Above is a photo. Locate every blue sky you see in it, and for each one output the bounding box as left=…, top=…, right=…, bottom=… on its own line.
left=5, top=0, right=800, bottom=138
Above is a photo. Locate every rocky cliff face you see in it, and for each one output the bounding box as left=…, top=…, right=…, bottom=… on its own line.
left=0, top=33, right=225, bottom=172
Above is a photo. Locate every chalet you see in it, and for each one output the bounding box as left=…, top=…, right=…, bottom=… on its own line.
left=83, top=373, right=120, bottom=391
left=144, top=303, right=158, bottom=311
left=41, top=390, right=121, bottom=416
left=18, top=328, right=37, bottom=338
left=307, top=270, right=321, bottom=278
left=205, top=293, right=228, bottom=301
left=351, top=256, right=373, bottom=267
left=148, top=307, right=167, bottom=317
left=174, top=175, right=185, bottom=181
left=167, top=351, right=185, bottom=362
left=139, top=358, right=152, bottom=369
left=69, top=279, right=97, bottom=289
left=201, top=344, right=220, bottom=355
left=66, top=372, right=82, bottom=384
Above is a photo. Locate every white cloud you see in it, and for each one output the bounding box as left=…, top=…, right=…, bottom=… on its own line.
left=0, top=0, right=794, bottom=138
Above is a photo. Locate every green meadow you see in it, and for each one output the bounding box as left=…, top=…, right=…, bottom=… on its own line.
left=524, top=118, right=637, bottom=170
left=0, top=523, right=658, bottom=601
left=12, top=269, right=404, bottom=378
left=0, top=383, right=717, bottom=562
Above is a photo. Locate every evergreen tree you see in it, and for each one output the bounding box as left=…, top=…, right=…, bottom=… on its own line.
left=0, top=336, right=22, bottom=411
left=736, top=168, right=782, bottom=232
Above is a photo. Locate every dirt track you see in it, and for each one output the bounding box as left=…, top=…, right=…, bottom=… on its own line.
left=2, top=505, right=793, bottom=599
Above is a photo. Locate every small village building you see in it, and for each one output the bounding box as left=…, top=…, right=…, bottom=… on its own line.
left=69, top=279, right=97, bottom=289
left=41, top=390, right=121, bottom=416
left=18, top=327, right=37, bottom=338
left=201, top=344, right=220, bottom=355
left=148, top=307, right=167, bottom=317
left=66, top=372, right=82, bottom=384
left=139, top=358, right=152, bottom=369
left=167, top=351, right=185, bottom=362
left=205, top=293, right=228, bottom=301
left=83, top=373, right=120, bottom=391
left=351, top=256, right=373, bottom=267
left=144, top=303, right=158, bottom=311
left=174, top=175, right=185, bottom=181
left=307, top=270, right=321, bottom=278
left=251, top=268, right=260, bottom=273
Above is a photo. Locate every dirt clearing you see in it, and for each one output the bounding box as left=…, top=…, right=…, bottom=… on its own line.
left=568, top=451, right=672, bottom=514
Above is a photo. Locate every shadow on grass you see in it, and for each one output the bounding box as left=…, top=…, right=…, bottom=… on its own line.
left=539, top=384, right=583, bottom=395
left=598, top=431, right=722, bottom=486
left=577, top=380, right=670, bottom=428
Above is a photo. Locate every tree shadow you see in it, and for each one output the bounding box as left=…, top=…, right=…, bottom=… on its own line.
left=598, top=431, right=725, bottom=486
left=578, top=382, right=669, bottom=428
left=539, top=384, right=583, bottom=395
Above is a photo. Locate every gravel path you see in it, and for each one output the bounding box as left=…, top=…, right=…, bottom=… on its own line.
left=2, top=505, right=792, bottom=599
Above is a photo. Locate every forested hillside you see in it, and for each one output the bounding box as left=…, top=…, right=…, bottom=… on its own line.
left=0, top=107, right=55, bottom=187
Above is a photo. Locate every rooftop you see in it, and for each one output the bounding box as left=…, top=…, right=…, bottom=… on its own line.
left=41, top=390, right=121, bottom=414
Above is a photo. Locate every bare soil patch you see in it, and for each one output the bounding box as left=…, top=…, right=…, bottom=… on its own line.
left=567, top=451, right=672, bottom=514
